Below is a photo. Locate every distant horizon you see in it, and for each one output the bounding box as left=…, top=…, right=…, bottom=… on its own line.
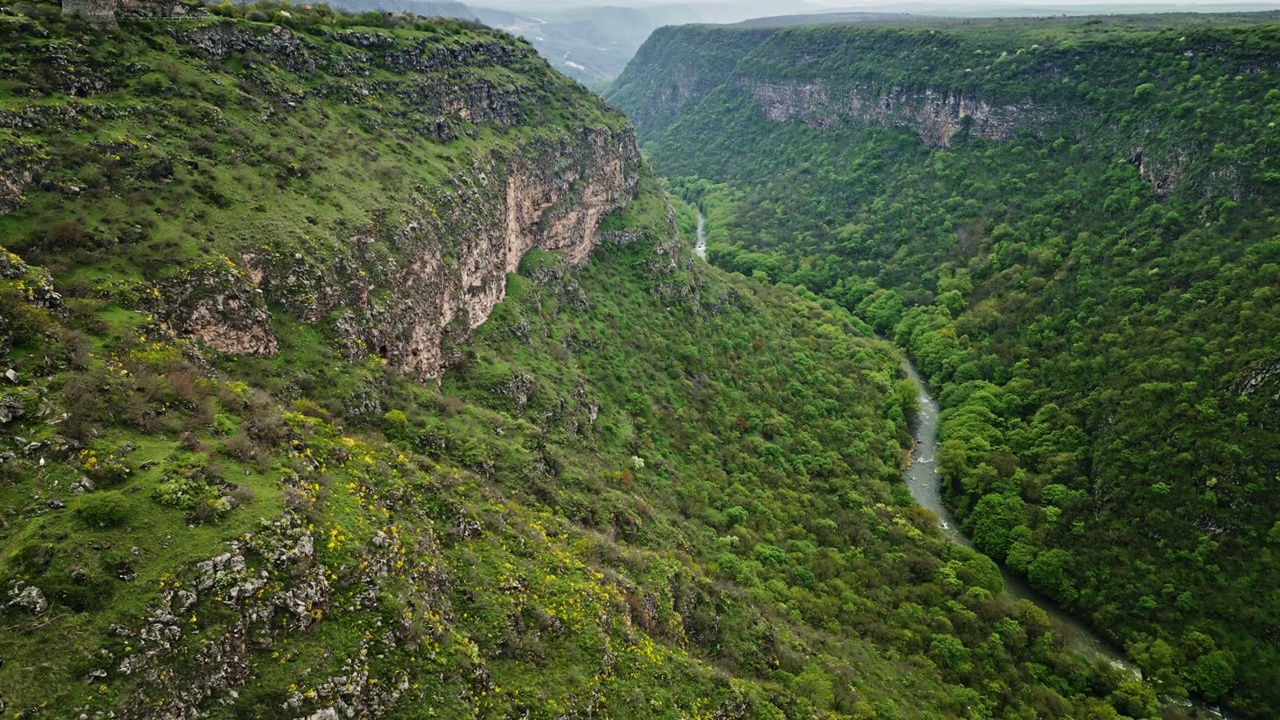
left=475, top=0, right=1280, bottom=7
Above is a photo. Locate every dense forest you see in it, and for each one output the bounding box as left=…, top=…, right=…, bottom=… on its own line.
left=610, top=13, right=1280, bottom=719
left=0, top=3, right=1174, bottom=717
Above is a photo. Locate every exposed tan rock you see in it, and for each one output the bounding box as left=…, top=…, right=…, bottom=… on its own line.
left=745, top=79, right=1039, bottom=148
left=243, top=126, right=639, bottom=383
left=395, top=126, right=638, bottom=380
left=159, top=258, right=279, bottom=356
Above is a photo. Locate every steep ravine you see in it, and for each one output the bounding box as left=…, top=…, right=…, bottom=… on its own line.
left=615, top=15, right=1280, bottom=715
left=901, top=358, right=1235, bottom=720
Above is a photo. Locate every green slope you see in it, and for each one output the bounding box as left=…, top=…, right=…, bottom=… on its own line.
left=611, top=13, right=1280, bottom=719
left=0, top=3, right=1163, bottom=719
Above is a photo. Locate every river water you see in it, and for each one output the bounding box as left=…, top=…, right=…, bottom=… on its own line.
left=694, top=212, right=707, bottom=260
left=900, top=359, right=1234, bottom=720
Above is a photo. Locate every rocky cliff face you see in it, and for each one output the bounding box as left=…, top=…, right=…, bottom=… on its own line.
left=242, top=126, right=639, bottom=381
left=158, top=258, right=280, bottom=356
left=745, top=80, right=1039, bottom=148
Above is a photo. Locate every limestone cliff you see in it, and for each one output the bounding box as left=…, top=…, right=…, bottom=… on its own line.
left=744, top=79, right=1040, bottom=148
left=244, top=126, right=639, bottom=380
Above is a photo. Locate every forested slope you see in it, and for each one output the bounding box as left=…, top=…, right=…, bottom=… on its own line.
left=0, top=4, right=1161, bottom=718
left=610, top=14, right=1280, bottom=718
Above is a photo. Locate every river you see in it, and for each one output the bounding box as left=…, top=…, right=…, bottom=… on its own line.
left=900, top=359, right=1234, bottom=720
left=694, top=211, right=707, bottom=260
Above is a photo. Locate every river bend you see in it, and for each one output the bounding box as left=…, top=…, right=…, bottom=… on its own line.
left=900, top=359, right=1232, bottom=720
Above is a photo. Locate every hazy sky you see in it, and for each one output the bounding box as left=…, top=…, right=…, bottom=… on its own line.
left=480, top=0, right=1280, bottom=7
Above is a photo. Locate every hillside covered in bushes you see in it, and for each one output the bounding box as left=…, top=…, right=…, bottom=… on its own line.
left=610, top=12, right=1280, bottom=719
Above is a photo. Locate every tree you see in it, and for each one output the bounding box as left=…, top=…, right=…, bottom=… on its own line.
left=1188, top=651, right=1234, bottom=700
left=1109, top=680, right=1159, bottom=718
left=969, top=492, right=1025, bottom=558
left=937, top=439, right=969, bottom=485
left=1027, top=548, right=1078, bottom=604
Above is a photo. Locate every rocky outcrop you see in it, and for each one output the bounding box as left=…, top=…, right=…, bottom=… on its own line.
left=0, top=140, right=43, bottom=215
left=157, top=258, right=279, bottom=356
left=173, top=22, right=315, bottom=74
left=62, top=0, right=206, bottom=30
left=744, top=79, right=1039, bottom=148
left=112, top=471, right=453, bottom=720
left=398, top=125, right=637, bottom=380
left=6, top=583, right=48, bottom=614
left=1128, top=147, right=1189, bottom=199
left=61, top=0, right=118, bottom=29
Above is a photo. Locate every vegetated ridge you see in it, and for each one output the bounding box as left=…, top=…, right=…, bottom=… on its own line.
left=0, top=3, right=1169, bottom=719
left=609, top=12, right=1280, bottom=719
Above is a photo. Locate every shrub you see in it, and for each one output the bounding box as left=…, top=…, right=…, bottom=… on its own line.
left=383, top=408, right=409, bottom=440
left=224, top=431, right=257, bottom=461
left=137, top=72, right=171, bottom=95
left=62, top=372, right=109, bottom=440
left=86, top=456, right=132, bottom=487
left=0, top=287, right=53, bottom=348
left=45, top=221, right=89, bottom=250
left=76, top=491, right=132, bottom=529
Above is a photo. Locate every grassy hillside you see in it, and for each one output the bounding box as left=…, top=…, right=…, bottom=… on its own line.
left=0, top=3, right=1163, bottom=718
left=612, top=14, right=1280, bottom=719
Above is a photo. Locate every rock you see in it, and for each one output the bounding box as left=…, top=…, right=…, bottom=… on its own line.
left=495, top=373, right=535, bottom=415
left=4, top=369, right=17, bottom=383
left=46, top=498, right=65, bottom=509
left=599, top=229, right=645, bottom=246
left=173, top=23, right=312, bottom=74
left=0, top=397, right=22, bottom=424
left=153, top=259, right=279, bottom=356
left=743, top=79, right=1042, bottom=149
left=69, top=477, right=95, bottom=494
left=300, top=708, right=339, bottom=720
left=7, top=584, right=47, bottom=615
left=292, top=533, right=314, bottom=559
left=172, top=590, right=197, bottom=614
left=194, top=552, right=247, bottom=593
